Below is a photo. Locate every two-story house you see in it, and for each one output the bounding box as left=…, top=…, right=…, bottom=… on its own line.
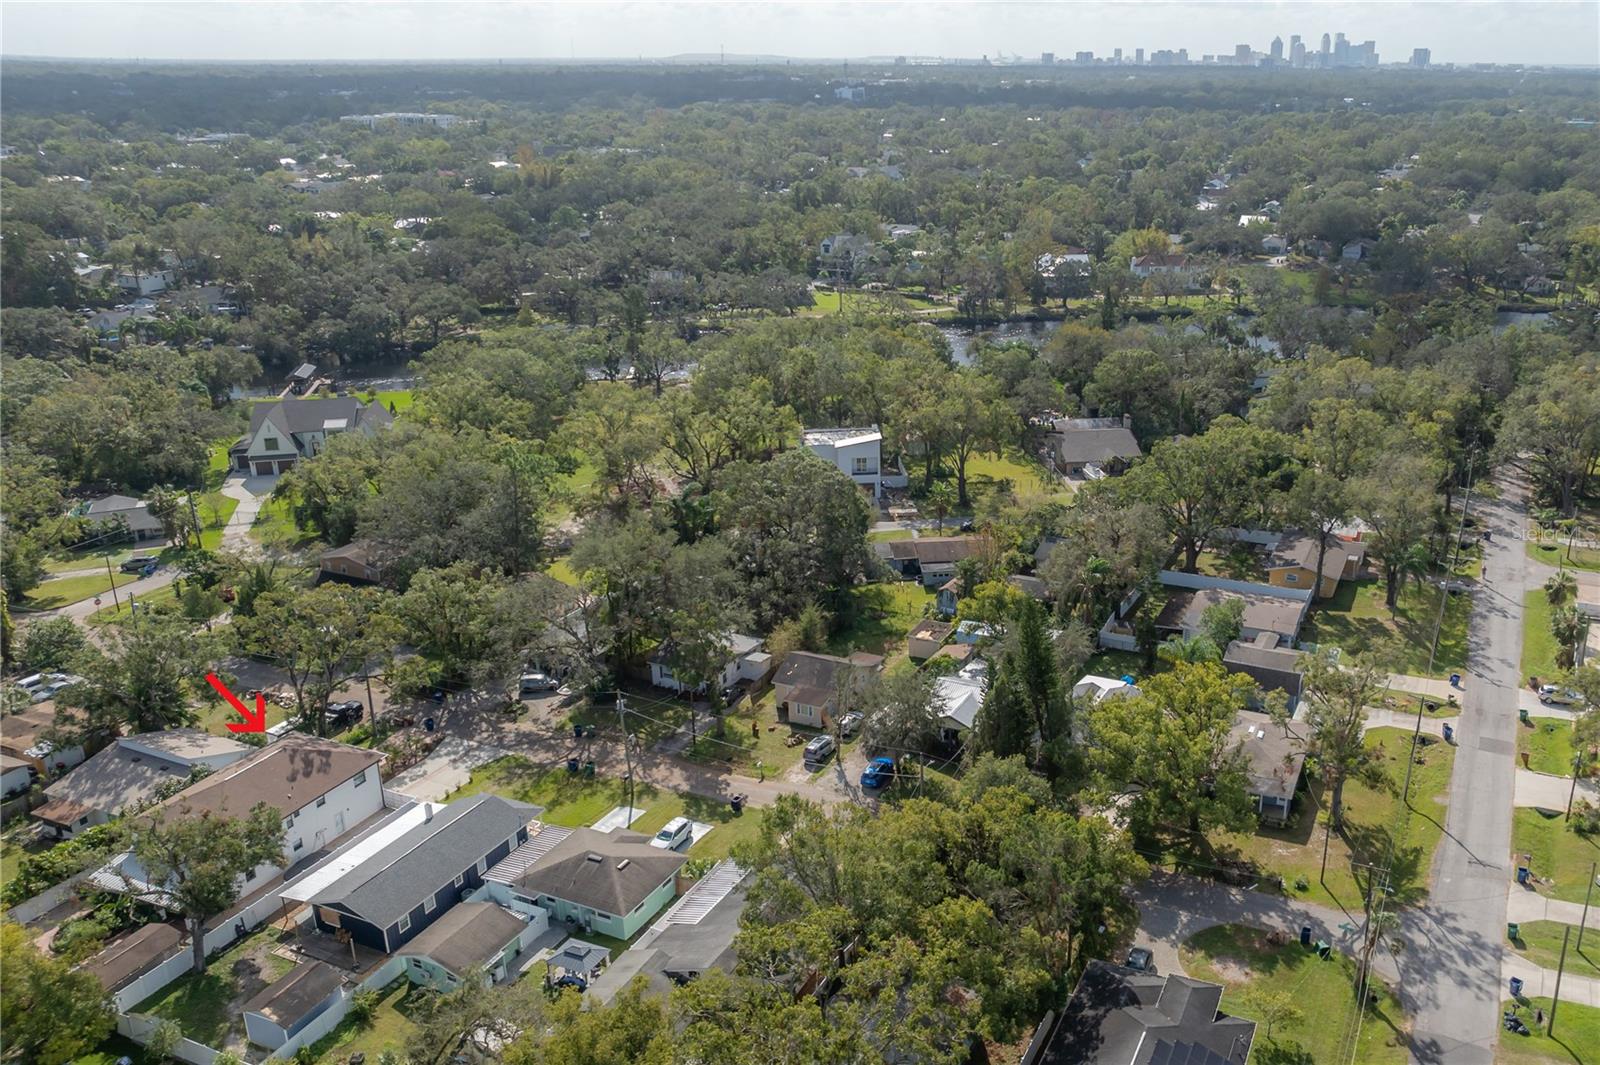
left=91, top=735, right=385, bottom=903
left=648, top=633, right=770, bottom=695
left=229, top=397, right=393, bottom=475
left=802, top=425, right=907, bottom=500
left=771, top=650, right=885, bottom=728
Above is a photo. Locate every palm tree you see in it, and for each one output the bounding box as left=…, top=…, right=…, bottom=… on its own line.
left=1157, top=635, right=1222, bottom=665
left=1072, top=554, right=1114, bottom=625
left=927, top=481, right=958, bottom=535
left=1392, top=543, right=1433, bottom=613
left=1545, top=570, right=1578, bottom=610
left=1552, top=606, right=1585, bottom=671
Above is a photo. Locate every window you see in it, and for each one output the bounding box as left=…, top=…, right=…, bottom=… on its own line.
left=424, top=895, right=437, bottom=915
left=454, top=872, right=466, bottom=888
left=354, top=770, right=367, bottom=787
left=476, top=857, right=488, bottom=875
left=316, top=796, right=326, bottom=808
left=1284, top=572, right=1299, bottom=584
left=398, top=914, right=411, bottom=934
left=292, top=839, right=304, bottom=852
left=264, top=436, right=280, bottom=451
left=852, top=456, right=870, bottom=474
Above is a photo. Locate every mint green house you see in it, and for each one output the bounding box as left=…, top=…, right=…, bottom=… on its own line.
left=489, top=825, right=687, bottom=941
left=395, top=902, right=534, bottom=990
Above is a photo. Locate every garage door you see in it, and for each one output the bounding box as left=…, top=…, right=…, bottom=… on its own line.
left=276, top=459, right=296, bottom=474
left=254, top=462, right=275, bottom=475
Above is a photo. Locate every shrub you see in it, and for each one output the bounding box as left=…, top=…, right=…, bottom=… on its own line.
left=1571, top=798, right=1600, bottom=837
left=1, top=822, right=123, bottom=907
left=346, top=987, right=381, bottom=1025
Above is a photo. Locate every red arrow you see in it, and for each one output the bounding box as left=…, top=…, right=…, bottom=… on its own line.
left=206, top=672, right=268, bottom=733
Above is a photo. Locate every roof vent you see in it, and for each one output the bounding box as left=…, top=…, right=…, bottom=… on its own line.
left=617, top=859, right=631, bottom=871
left=585, top=854, right=603, bottom=863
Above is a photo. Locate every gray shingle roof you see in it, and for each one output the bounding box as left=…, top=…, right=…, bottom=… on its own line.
left=310, top=794, right=537, bottom=927
left=396, top=901, right=527, bottom=976
left=509, top=826, right=686, bottom=917
left=249, top=396, right=391, bottom=437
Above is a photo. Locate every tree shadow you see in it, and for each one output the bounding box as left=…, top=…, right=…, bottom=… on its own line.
left=1253, top=1038, right=1314, bottom=1065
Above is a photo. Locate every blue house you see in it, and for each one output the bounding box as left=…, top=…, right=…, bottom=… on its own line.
left=305, top=795, right=537, bottom=954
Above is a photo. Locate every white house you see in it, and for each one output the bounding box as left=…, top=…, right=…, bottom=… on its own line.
left=1261, top=234, right=1290, bottom=255
left=802, top=425, right=907, bottom=500
left=1, top=754, right=33, bottom=800
left=648, top=633, right=770, bottom=694
left=933, top=659, right=989, bottom=744
left=1072, top=674, right=1142, bottom=704
left=114, top=268, right=177, bottom=296
left=229, top=396, right=393, bottom=476
left=91, top=735, right=386, bottom=903
left=1130, top=253, right=1197, bottom=280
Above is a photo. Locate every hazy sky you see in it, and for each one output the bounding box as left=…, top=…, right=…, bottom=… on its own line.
left=3, top=1, right=1597, bottom=66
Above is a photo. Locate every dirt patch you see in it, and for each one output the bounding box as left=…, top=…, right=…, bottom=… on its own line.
left=1209, top=954, right=1255, bottom=983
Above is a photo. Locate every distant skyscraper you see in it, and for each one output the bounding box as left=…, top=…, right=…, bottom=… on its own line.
left=1135, top=47, right=1144, bottom=64
left=1410, top=47, right=1431, bottom=68
left=1290, top=37, right=1306, bottom=68
left=1270, top=36, right=1284, bottom=62
left=1114, top=47, right=1122, bottom=62
left=1320, top=32, right=1332, bottom=58
left=1075, top=50, right=1094, bottom=64
left=1234, top=43, right=1253, bottom=64
left=1041, top=52, right=1055, bottom=65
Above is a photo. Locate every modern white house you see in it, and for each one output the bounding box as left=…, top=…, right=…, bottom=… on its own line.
left=802, top=425, right=907, bottom=500
left=229, top=397, right=393, bottom=476
left=648, top=633, right=770, bottom=694
left=114, top=268, right=177, bottom=296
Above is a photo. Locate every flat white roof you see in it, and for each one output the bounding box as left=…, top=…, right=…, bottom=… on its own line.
left=803, top=426, right=882, bottom=449
left=279, top=802, right=431, bottom=903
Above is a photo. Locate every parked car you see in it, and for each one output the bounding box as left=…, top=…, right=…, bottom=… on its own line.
left=837, top=711, right=863, bottom=738
left=14, top=673, right=48, bottom=693
left=860, top=756, right=897, bottom=789
left=520, top=671, right=558, bottom=695
left=119, top=555, right=159, bottom=574
left=650, top=816, right=693, bottom=851
left=29, top=674, right=83, bottom=703
left=803, top=734, right=836, bottom=764
left=719, top=684, right=745, bottom=708
left=1539, top=684, right=1582, bottom=706
left=1125, top=947, right=1156, bottom=973
left=325, top=700, right=363, bottom=729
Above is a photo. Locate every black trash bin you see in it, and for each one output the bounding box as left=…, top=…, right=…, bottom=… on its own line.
left=1300, top=926, right=1312, bottom=947
left=567, top=758, right=580, bottom=773
left=730, top=795, right=745, bottom=815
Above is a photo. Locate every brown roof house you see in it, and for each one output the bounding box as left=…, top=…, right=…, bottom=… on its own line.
left=396, top=901, right=532, bottom=990
left=0, top=702, right=91, bottom=777
left=887, top=536, right=980, bottom=586
left=1265, top=532, right=1368, bottom=600
left=318, top=540, right=386, bottom=585
left=907, top=619, right=954, bottom=660
left=243, top=960, right=348, bottom=1050
left=1155, top=587, right=1309, bottom=648
left=484, top=824, right=687, bottom=941
left=90, top=734, right=385, bottom=905
left=772, top=651, right=884, bottom=729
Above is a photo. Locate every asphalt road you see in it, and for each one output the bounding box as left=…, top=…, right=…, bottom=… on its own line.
left=1398, top=471, right=1528, bottom=1065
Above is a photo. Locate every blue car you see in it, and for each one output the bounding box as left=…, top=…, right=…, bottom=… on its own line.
left=861, top=756, right=897, bottom=789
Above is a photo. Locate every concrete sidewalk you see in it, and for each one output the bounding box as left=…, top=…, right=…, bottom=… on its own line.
left=1503, top=955, right=1600, bottom=1006
left=1513, top=768, right=1598, bottom=810
left=1507, top=889, right=1600, bottom=930
left=385, top=736, right=510, bottom=802
left=1364, top=707, right=1449, bottom=736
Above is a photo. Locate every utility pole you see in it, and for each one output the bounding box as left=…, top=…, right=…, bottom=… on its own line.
left=1549, top=924, right=1572, bottom=1033
left=1578, top=862, right=1596, bottom=952
left=186, top=491, right=202, bottom=549
left=616, top=693, right=634, bottom=817
left=103, top=553, right=121, bottom=613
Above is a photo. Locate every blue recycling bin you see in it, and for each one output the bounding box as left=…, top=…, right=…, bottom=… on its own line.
left=1450, top=673, right=1461, bottom=687
left=1517, top=866, right=1531, bottom=885
left=1510, top=976, right=1524, bottom=998
left=1121, top=674, right=1136, bottom=685
left=423, top=716, right=435, bottom=732
left=1443, top=723, right=1455, bottom=745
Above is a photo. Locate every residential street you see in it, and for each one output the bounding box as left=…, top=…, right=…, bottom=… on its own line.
left=1397, top=469, right=1528, bottom=1065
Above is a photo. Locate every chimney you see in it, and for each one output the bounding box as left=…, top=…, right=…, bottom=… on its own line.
left=1122, top=413, right=1132, bottom=430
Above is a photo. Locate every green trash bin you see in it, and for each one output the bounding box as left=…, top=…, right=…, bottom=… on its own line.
left=1316, top=940, right=1331, bottom=959
left=1520, top=708, right=1531, bottom=724
left=1508, top=922, right=1520, bottom=941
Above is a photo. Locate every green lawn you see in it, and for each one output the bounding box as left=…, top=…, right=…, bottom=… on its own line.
left=828, top=581, right=935, bottom=659
left=0, top=825, right=51, bottom=896
left=133, top=925, right=296, bottom=1047
left=450, top=757, right=764, bottom=862
left=802, top=288, right=947, bottom=317
left=251, top=495, right=309, bottom=550
left=1299, top=577, right=1468, bottom=678
left=21, top=571, right=120, bottom=610
left=1524, top=590, right=1562, bottom=684
left=1513, top=808, right=1600, bottom=903
left=545, top=556, right=581, bottom=587
left=193, top=492, right=239, bottom=552
left=1193, top=546, right=1270, bottom=583
left=1213, top=727, right=1454, bottom=912
left=76, top=1035, right=153, bottom=1065
left=42, top=542, right=145, bottom=574
left=370, top=389, right=416, bottom=414
left=1528, top=539, right=1600, bottom=574
left=681, top=688, right=810, bottom=776
left=959, top=450, right=1073, bottom=507
left=1179, top=924, right=1409, bottom=1065
left=306, top=976, right=424, bottom=1063
left=1519, top=718, right=1595, bottom=778
left=1510, top=921, right=1600, bottom=981
left=867, top=528, right=914, bottom=543
left=1501, top=998, right=1600, bottom=1065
